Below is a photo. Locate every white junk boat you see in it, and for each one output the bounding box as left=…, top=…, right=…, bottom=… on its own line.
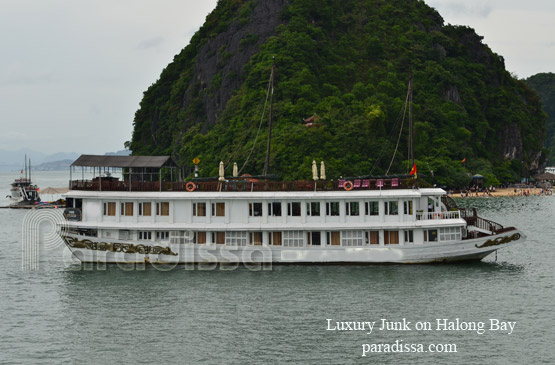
left=60, top=155, right=524, bottom=265
left=8, top=156, right=40, bottom=206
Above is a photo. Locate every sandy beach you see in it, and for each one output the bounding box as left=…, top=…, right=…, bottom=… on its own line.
left=453, top=187, right=553, bottom=198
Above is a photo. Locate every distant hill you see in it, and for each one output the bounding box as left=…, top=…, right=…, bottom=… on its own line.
left=34, top=159, right=73, bottom=171
left=0, top=149, right=130, bottom=171
left=524, top=73, right=555, bottom=165
left=129, top=0, right=546, bottom=188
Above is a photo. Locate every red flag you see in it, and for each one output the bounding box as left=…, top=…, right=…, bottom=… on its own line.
left=409, top=164, right=417, bottom=178
left=461, top=158, right=466, bottom=163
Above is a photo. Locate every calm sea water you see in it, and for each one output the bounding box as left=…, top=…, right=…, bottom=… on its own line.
left=0, top=172, right=554, bottom=364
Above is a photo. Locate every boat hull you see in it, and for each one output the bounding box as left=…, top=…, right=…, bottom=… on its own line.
left=61, top=230, right=524, bottom=265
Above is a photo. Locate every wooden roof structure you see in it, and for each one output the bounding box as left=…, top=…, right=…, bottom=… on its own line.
left=71, top=155, right=177, bottom=168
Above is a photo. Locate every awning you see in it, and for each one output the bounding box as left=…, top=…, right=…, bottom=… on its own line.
left=70, top=155, right=177, bottom=168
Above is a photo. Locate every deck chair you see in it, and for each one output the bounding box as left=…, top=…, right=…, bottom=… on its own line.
left=353, top=179, right=361, bottom=188
left=392, top=178, right=399, bottom=187
left=376, top=179, right=384, bottom=188
left=361, top=179, right=370, bottom=188
left=338, top=179, right=346, bottom=189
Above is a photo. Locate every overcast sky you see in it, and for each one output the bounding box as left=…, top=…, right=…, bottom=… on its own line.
left=0, top=0, right=553, bottom=155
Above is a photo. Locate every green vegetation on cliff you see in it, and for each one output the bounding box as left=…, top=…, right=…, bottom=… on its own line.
left=128, top=0, right=546, bottom=187
left=524, top=73, right=555, bottom=166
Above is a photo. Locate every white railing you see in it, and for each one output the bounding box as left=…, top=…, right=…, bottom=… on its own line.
left=416, top=211, right=460, bottom=221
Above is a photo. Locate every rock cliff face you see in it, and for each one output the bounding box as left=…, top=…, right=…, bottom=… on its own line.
left=184, top=0, right=289, bottom=131
left=129, top=0, right=546, bottom=186
left=525, top=73, right=555, bottom=166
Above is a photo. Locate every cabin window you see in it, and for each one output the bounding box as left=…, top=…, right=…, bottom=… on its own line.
left=287, top=202, right=301, bottom=216
left=226, top=231, right=247, bottom=246
left=156, top=231, right=169, bottom=240
left=367, top=231, right=380, bottom=245
left=194, top=232, right=207, bottom=244
left=307, top=231, right=321, bottom=245
left=384, top=230, right=399, bottom=244
left=307, top=202, right=320, bottom=216
left=139, top=202, right=152, bottom=216
left=403, top=201, right=413, bottom=215
left=326, top=231, right=341, bottom=246
left=342, top=231, right=364, bottom=246
left=193, top=202, right=206, bottom=217
left=346, top=202, right=359, bottom=216
left=404, top=230, right=414, bottom=243
left=424, top=229, right=438, bottom=242
left=365, top=201, right=379, bottom=216
left=268, top=202, right=282, bottom=216
left=283, top=231, right=304, bottom=247
left=170, top=231, right=193, bottom=244
left=270, top=232, right=282, bottom=246
left=385, top=201, right=398, bottom=215
left=156, top=202, right=170, bottom=216
left=213, top=232, right=225, bottom=244
left=138, top=231, right=152, bottom=240
left=121, top=202, right=134, bottom=216
left=212, top=202, right=225, bottom=217
left=439, top=227, right=461, bottom=241
left=249, top=202, right=263, bottom=217
left=103, top=202, right=116, bottom=216
left=249, top=232, right=263, bottom=245
left=326, top=202, right=340, bottom=216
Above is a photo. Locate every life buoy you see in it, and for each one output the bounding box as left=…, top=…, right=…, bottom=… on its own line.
left=186, top=182, right=196, bottom=192
left=344, top=181, right=354, bottom=191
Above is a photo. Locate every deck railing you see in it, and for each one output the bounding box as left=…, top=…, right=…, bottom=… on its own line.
left=416, top=211, right=460, bottom=220
left=459, top=208, right=504, bottom=233
left=69, top=178, right=415, bottom=192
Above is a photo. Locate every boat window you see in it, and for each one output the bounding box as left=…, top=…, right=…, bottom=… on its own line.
left=287, top=202, right=301, bottom=216
left=194, top=232, right=206, bottom=244
left=404, top=230, right=414, bottom=243
left=268, top=202, right=282, bottom=216
left=193, top=202, right=206, bottom=217
left=156, top=231, right=169, bottom=240
left=156, top=202, right=170, bottom=216
left=212, top=202, right=225, bottom=217
left=283, top=231, right=304, bottom=247
left=213, top=232, right=225, bottom=244
left=346, top=202, right=359, bottom=216
left=308, top=231, right=321, bottom=245
left=385, top=201, right=398, bottom=215
left=103, top=202, right=116, bottom=216
left=249, top=202, right=263, bottom=217
left=341, top=231, right=364, bottom=246
left=121, top=202, right=134, bottom=216
left=226, top=231, right=247, bottom=246
left=424, top=229, right=438, bottom=242
left=367, top=231, right=380, bottom=245
left=326, top=231, right=341, bottom=245
left=250, top=232, right=263, bottom=245
left=270, top=232, right=282, bottom=246
left=365, top=201, right=379, bottom=216
left=138, top=231, right=152, bottom=240
left=326, top=202, right=340, bottom=216
left=384, top=230, right=399, bottom=244
left=139, top=202, right=151, bottom=216
left=307, top=202, right=320, bottom=216
left=439, top=227, right=461, bottom=241
left=403, top=201, right=413, bottom=215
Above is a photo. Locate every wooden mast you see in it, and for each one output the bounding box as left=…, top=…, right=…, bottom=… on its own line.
left=409, top=74, right=414, bottom=168
left=263, top=57, right=275, bottom=177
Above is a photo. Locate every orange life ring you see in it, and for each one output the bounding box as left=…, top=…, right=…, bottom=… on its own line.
left=344, top=181, right=354, bottom=191
left=186, top=182, right=196, bottom=192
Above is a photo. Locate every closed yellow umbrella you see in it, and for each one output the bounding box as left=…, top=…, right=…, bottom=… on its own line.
left=320, top=161, right=326, bottom=180
left=219, top=161, right=225, bottom=181
left=312, top=160, right=318, bottom=181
